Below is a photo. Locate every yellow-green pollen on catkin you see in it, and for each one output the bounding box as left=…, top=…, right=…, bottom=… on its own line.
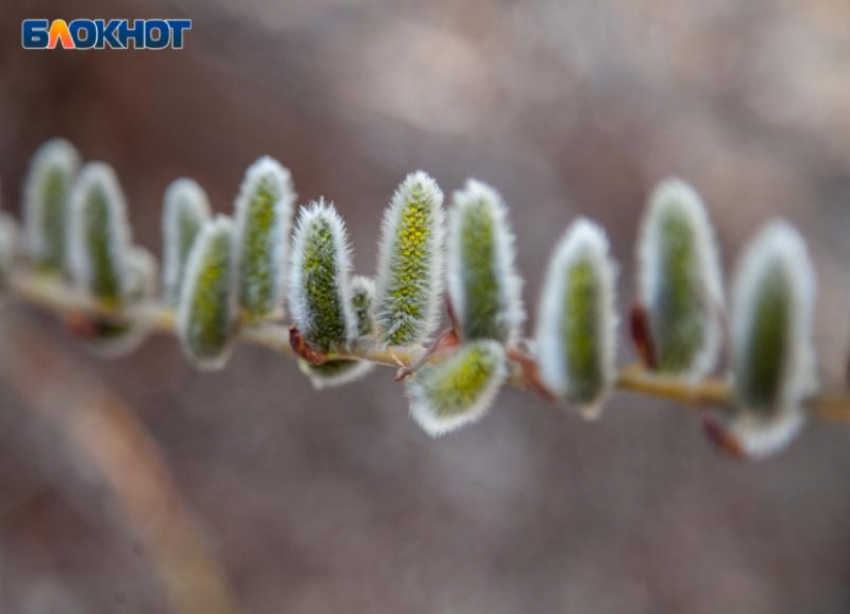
left=185, top=228, right=234, bottom=361
left=238, top=175, right=280, bottom=321
left=560, top=254, right=604, bottom=405
left=457, top=198, right=505, bottom=342
left=650, top=207, right=707, bottom=373
left=379, top=183, right=437, bottom=345
left=300, top=217, right=348, bottom=353
left=734, top=261, right=790, bottom=415
left=412, top=342, right=501, bottom=419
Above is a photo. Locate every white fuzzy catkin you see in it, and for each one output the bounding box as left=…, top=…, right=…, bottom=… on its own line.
left=178, top=216, right=237, bottom=370
left=727, top=220, right=817, bottom=458
left=288, top=200, right=356, bottom=353
left=234, top=156, right=296, bottom=321
left=447, top=179, right=524, bottom=344
left=405, top=340, right=508, bottom=436
left=67, top=162, right=132, bottom=305
left=162, top=178, right=211, bottom=304
left=535, top=218, right=618, bottom=419
left=374, top=171, right=445, bottom=346
left=636, top=178, right=724, bottom=380
left=23, top=138, right=80, bottom=271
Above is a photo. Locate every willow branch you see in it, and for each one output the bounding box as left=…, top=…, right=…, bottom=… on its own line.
left=5, top=268, right=850, bottom=421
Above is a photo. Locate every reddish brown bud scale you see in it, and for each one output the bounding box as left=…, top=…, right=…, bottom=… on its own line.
left=702, top=415, right=747, bottom=460
left=630, top=303, right=657, bottom=369
left=506, top=347, right=557, bottom=402
left=289, top=324, right=327, bottom=366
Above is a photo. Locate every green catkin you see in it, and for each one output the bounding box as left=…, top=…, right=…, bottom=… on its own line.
left=637, top=179, right=723, bottom=379
left=178, top=216, right=237, bottom=370
left=726, top=220, right=816, bottom=457
left=162, top=178, right=211, bottom=305
left=375, top=172, right=444, bottom=346
left=68, top=163, right=132, bottom=308
left=234, top=157, right=295, bottom=322
left=536, top=219, right=617, bottom=419
left=447, top=180, right=523, bottom=344
left=288, top=201, right=356, bottom=354
left=405, top=340, right=507, bottom=436
left=23, top=138, right=80, bottom=274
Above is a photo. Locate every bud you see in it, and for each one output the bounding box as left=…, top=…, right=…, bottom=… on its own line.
left=535, top=219, right=617, bottom=419
left=375, top=172, right=445, bottom=346
left=298, top=275, right=376, bottom=389
left=726, top=220, right=816, bottom=458
left=405, top=340, right=507, bottom=436
left=288, top=200, right=356, bottom=353
left=447, top=180, right=524, bottom=344
left=23, top=138, right=80, bottom=273
left=162, top=178, right=211, bottom=304
left=636, top=179, right=724, bottom=379
left=234, top=156, right=295, bottom=322
left=350, top=275, right=376, bottom=337
left=68, top=163, right=132, bottom=307
left=177, top=216, right=237, bottom=370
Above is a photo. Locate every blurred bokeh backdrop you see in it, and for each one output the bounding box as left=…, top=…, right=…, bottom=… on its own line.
left=2, top=0, right=850, bottom=612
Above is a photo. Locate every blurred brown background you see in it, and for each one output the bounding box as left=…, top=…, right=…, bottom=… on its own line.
left=2, top=0, right=850, bottom=612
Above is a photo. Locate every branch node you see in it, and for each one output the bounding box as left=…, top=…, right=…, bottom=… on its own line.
left=394, top=327, right=460, bottom=381
left=506, top=346, right=556, bottom=402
